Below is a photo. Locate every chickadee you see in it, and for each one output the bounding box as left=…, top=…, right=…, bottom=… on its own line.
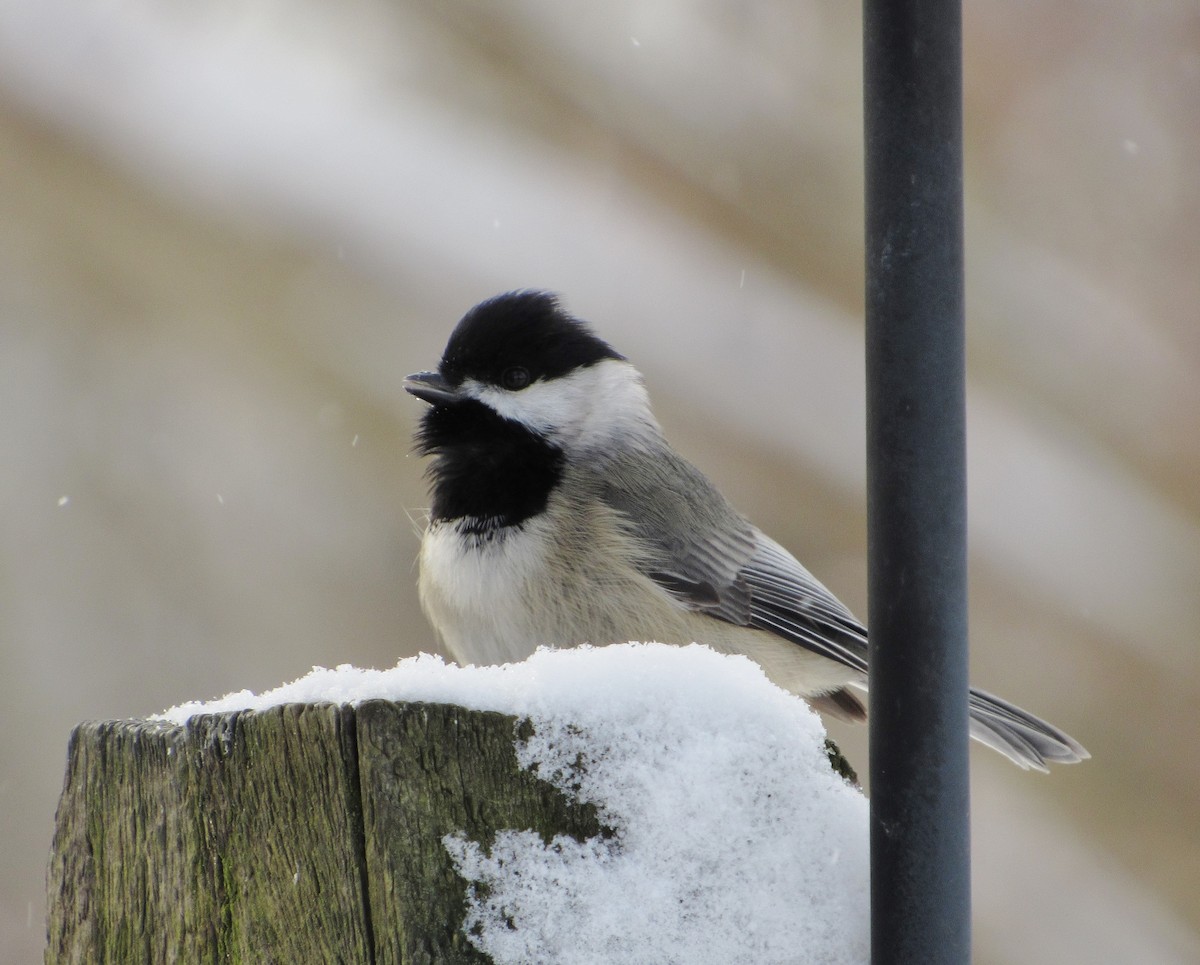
left=405, top=290, right=1088, bottom=771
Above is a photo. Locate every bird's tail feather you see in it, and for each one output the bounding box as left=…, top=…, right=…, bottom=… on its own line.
left=967, top=688, right=1089, bottom=771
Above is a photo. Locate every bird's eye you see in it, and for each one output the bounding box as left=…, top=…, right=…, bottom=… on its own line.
left=501, top=366, right=532, bottom=391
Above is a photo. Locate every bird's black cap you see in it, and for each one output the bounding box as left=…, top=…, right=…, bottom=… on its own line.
left=438, top=291, right=624, bottom=388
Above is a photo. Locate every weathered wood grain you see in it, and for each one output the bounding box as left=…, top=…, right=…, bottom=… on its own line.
left=46, top=702, right=605, bottom=964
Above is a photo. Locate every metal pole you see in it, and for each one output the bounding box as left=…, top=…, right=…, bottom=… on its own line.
left=863, top=0, right=970, bottom=962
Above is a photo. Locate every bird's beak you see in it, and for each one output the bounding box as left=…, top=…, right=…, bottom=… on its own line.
left=404, top=371, right=462, bottom=406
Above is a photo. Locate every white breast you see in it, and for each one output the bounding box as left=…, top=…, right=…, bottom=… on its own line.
left=418, top=519, right=551, bottom=665
left=417, top=493, right=678, bottom=665
left=416, top=496, right=854, bottom=699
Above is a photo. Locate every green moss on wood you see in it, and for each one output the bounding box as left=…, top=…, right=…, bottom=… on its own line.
left=47, top=700, right=853, bottom=962
left=47, top=702, right=604, bottom=964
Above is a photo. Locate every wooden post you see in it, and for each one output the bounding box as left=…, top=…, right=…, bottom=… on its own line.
left=46, top=701, right=604, bottom=964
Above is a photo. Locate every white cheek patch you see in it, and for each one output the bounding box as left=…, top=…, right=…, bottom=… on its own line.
left=465, top=358, right=656, bottom=449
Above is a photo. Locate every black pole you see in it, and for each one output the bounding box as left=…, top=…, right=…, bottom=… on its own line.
left=864, top=1, right=970, bottom=963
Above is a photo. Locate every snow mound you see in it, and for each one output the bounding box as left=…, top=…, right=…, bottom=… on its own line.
left=157, top=642, right=868, bottom=965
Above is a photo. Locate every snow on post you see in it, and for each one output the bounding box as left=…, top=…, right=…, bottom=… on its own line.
left=48, top=643, right=868, bottom=964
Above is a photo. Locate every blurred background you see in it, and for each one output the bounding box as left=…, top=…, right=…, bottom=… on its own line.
left=2, top=1, right=1198, bottom=962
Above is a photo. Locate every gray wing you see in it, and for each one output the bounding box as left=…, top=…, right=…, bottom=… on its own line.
left=741, top=535, right=869, bottom=675
left=595, top=446, right=868, bottom=675
left=594, top=447, right=1089, bottom=768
